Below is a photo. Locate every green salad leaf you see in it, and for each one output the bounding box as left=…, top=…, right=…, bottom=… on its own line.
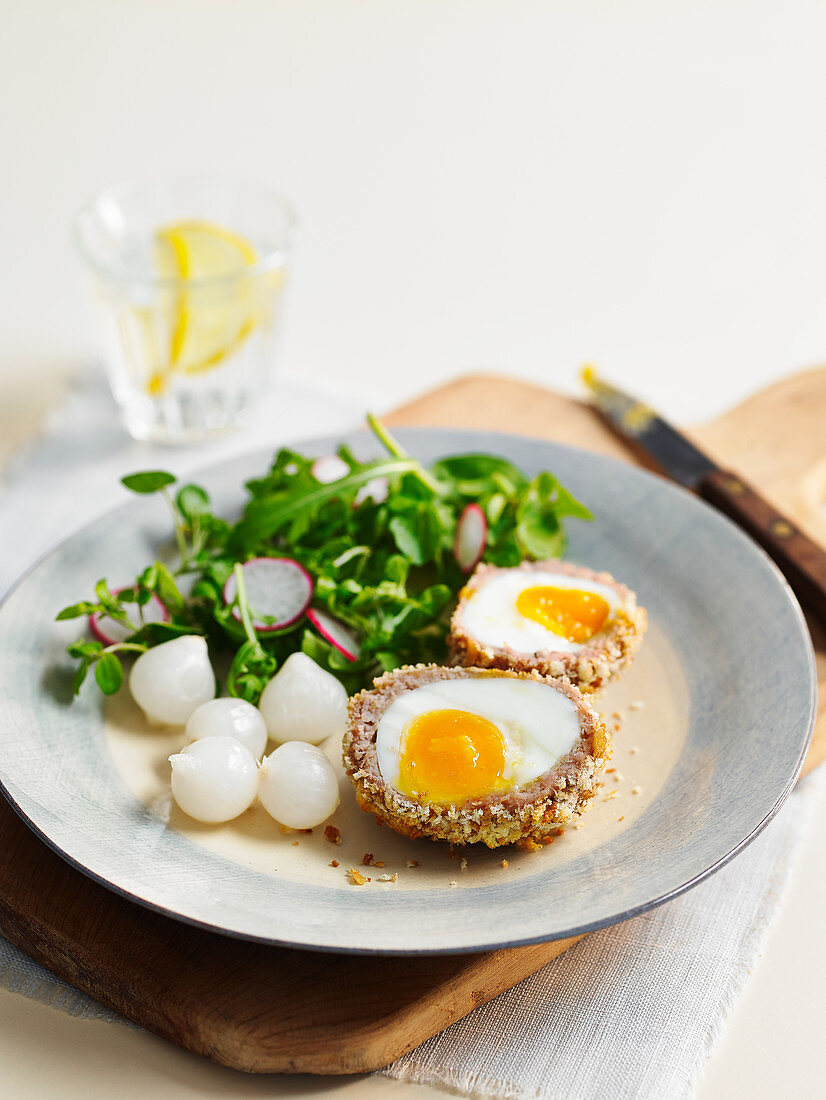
left=120, top=470, right=177, bottom=494
left=57, top=417, right=592, bottom=701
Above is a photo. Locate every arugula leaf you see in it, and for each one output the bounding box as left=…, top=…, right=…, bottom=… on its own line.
left=232, top=458, right=426, bottom=548
left=388, top=506, right=441, bottom=565
left=431, top=453, right=528, bottom=498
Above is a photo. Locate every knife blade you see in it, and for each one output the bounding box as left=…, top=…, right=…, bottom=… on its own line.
left=581, top=367, right=826, bottom=624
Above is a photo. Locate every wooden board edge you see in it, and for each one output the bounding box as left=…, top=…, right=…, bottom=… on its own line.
left=308, top=937, right=585, bottom=1076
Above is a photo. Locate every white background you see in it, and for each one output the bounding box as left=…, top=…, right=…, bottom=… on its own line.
left=5, top=1, right=826, bottom=418
left=2, top=2, right=826, bottom=1097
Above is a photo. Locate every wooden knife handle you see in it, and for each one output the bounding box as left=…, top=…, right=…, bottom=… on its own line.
left=699, top=468, right=826, bottom=623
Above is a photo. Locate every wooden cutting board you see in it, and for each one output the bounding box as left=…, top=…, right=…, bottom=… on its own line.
left=0, top=369, right=823, bottom=1075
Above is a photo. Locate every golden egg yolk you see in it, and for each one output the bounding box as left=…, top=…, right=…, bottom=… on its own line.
left=515, top=585, right=610, bottom=644
left=397, top=709, right=507, bottom=804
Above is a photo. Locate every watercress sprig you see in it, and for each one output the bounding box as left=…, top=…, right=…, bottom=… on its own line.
left=57, top=415, right=592, bottom=703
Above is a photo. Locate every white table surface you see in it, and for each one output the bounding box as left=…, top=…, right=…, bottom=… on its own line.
left=2, top=2, right=825, bottom=1096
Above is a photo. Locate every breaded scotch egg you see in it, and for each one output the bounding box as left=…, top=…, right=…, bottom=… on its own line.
left=448, top=560, right=647, bottom=692
left=343, top=664, right=610, bottom=848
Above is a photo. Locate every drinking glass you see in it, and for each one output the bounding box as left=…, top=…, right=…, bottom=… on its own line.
left=75, top=177, right=299, bottom=444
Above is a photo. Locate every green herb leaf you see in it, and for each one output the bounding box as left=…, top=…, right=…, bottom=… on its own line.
left=66, top=640, right=103, bottom=659
left=121, top=470, right=177, bottom=494
left=514, top=473, right=591, bottom=559
left=72, top=660, right=91, bottom=695
left=227, top=640, right=277, bottom=704
left=431, top=454, right=528, bottom=497
left=388, top=507, right=440, bottom=565
left=94, top=652, right=124, bottom=694
left=176, top=484, right=211, bottom=520
left=56, top=601, right=99, bottom=621
left=233, top=458, right=426, bottom=548
left=153, top=562, right=185, bottom=614
left=137, top=564, right=159, bottom=590
left=131, top=621, right=198, bottom=645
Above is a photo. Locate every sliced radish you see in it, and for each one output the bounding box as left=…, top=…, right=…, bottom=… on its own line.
left=306, top=607, right=362, bottom=661
left=453, top=503, right=487, bottom=573
left=311, top=454, right=350, bottom=483
left=354, top=476, right=389, bottom=507
left=223, top=557, right=313, bottom=632
left=89, top=589, right=168, bottom=646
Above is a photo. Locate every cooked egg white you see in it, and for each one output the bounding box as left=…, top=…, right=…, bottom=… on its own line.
left=460, top=570, right=623, bottom=655
left=376, top=677, right=582, bottom=804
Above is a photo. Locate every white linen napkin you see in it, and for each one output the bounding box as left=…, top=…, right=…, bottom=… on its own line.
left=0, top=371, right=821, bottom=1099
left=382, top=775, right=820, bottom=1100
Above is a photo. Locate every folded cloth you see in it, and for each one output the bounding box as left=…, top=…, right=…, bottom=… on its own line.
left=0, top=371, right=821, bottom=1100
left=382, top=772, right=821, bottom=1099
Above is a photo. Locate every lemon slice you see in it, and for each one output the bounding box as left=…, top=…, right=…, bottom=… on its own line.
left=147, top=220, right=271, bottom=396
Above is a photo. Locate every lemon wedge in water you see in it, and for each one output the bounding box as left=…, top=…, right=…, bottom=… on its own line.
left=147, top=220, right=268, bottom=396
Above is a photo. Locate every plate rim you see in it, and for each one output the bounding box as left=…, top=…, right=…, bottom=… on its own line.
left=0, top=427, right=817, bottom=955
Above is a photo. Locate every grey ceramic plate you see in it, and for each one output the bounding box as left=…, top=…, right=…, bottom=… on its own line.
left=0, top=429, right=816, bottom=954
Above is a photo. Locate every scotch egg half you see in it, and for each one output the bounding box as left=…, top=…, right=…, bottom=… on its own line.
left=448, top=560, right=647, bottom=692
left=343, top=664, right=610, bottom=847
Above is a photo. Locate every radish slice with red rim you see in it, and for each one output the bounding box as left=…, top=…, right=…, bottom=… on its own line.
left=306, top=607, right=362, bottom=661
left=89, top=589, right=168, bottom=647
left=223, top=558, right=313, bottom=632
left=453, top=503, right=487, bottom=573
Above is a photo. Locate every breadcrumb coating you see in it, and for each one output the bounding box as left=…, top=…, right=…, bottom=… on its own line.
left=342, top=664, right=610, bottom=848
left=447, top=560, right=647, bottom=692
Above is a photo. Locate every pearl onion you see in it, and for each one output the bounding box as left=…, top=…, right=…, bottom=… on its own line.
left=259, top=742, right=340, bottom=829
left=169, top=736, right=258, bottom=823
left=258, top=652, right=348, bottom=745
left=184, top=698, right=268, bottom=759
left=130, top=635, right=215, bottom=726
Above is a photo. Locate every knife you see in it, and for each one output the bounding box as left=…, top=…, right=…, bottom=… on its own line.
left=581, top=367, right=826, bottom=624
